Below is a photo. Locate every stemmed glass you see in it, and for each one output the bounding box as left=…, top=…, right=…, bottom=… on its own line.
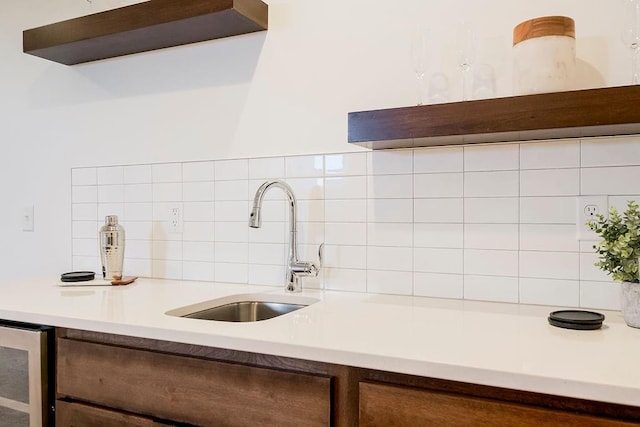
left=455, top=22, right=476, bottom=101
left=621, top=0, right=640, bottom=84
left=410, top=28, right=430, bottom=105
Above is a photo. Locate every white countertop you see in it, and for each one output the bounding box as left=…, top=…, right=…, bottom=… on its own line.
left=1, top=277, right=639, bottom=407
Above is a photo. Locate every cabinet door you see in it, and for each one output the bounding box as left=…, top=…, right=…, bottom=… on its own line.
left=57, top=338, right=331, bottom=426
left=359, top=382, right=639, bottom=427
left=56, top=400, right=165, bottom=427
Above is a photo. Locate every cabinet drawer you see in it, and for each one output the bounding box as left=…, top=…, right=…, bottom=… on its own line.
left=359, top=382, right=639, bottom=427
left=57, top=338, right=331, bottom=426
left=56, top=400, right=163, bottom=427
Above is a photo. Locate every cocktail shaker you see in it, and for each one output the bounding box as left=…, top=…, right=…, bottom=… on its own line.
left=99, top=215, right=125, bottom=281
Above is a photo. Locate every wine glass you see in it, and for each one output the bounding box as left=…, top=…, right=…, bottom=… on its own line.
left=455, top=22, right=476, bottom=101
left=621, top=0, right=640, bottom=84
left=410, top=27, right=430, bottom=105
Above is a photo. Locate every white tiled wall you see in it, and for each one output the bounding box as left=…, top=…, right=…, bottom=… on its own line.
left=71, top=135, right=640, bottom=310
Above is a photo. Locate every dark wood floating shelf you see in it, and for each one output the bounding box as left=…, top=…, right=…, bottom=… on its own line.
left=23, top=0, right=268, bottom=65
left=348, top=85, right=640, bottom=149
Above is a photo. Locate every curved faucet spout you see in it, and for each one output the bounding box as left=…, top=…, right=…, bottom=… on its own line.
left=249, top=180, right=318, bottom=293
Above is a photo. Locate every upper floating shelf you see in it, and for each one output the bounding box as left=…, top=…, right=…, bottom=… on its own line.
left=348, top=85, right=640, bottom=149
left=23, top=0, right=268, bottom=65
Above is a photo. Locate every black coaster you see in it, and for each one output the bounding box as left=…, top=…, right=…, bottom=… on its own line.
left=60, top=271, right=95, bottom=283
left=548, top=310, right=605, bottom=330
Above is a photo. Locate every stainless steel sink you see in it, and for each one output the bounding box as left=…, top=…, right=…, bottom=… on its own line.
left=166, top=293, right=318, bottom=322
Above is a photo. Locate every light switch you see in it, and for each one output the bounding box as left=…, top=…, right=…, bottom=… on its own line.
left=22, top=205, right=34, bottom=232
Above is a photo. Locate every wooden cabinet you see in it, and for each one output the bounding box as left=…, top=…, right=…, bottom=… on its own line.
left=55, top=328, right=640, bottom=426
left=23, top=0, right=268, bottom=65
left=359, top=382, right=639, bottom=427
left=348, top=85, right=640, bottom=150
left=56, top=334, right=331, bottom=426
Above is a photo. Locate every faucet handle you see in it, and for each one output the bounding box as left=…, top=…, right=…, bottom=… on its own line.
left=318, top=243, right=324, bottom=269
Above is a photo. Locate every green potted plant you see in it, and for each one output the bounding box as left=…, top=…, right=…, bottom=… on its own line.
left=588, top=200, right=640, bottom=328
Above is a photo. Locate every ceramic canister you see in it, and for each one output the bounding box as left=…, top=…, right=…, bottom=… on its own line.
left=512, top=16, right=576, bottom=95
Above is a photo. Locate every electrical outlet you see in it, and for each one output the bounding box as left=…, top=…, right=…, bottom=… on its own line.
left=167, top=205, right=183, bottom=233
left=576, top=196, right=608, bottom=240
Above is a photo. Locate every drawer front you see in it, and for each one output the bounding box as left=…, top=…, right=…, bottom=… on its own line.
left=57, top=338, right=331, bottom=427
left=359, top=382, right=639, bottom=427
left=56, top=400, right=162, bottom=427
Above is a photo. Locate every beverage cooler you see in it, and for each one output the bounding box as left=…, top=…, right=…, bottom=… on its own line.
left=0, top=321, right=54, bottom=427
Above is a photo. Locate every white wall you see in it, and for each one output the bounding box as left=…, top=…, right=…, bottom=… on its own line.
left=0, top=0, right=635, bottom=281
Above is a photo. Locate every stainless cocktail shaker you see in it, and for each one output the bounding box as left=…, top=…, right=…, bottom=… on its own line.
left=99, top=215, right=125, bottom=280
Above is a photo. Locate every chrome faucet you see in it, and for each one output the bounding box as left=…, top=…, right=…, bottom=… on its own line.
left=249, top=180, right=321, bottom=293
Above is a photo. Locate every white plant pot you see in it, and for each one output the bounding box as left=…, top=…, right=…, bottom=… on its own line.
left=621, top=281, right=640, bottom=328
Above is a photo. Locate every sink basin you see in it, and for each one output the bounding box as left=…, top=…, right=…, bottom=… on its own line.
left=166, top=293, right=318, bottom=322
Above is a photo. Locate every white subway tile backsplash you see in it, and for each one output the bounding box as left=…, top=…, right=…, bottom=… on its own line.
left=325, top=153, right=367, bottom=176
left=414, top=146, right=463, bottom=173
left=215, top=180, right=248, bottom=201
left=519, top=251, right=579, bottom=280
left=285, top=155, right=324, bottom=177
left=414, top=248, right=463, bottom=274
left=72, top=204, right=97, bottom=221
left=123, top=165, right=152, bottom=184
left=464, top=250, right=518, bottom=276
left=124, top=184, right=153, bottom=203
left=72, top=168, right=97, bottom=186
left=464, top=275, right=519, bottom=303
left=414, top=173, right=463, bottom=198
left=520, top=197, right=576, bottom=224
left=324, top=268, right=367, bottom=292
left=325, top=176, right=367, bottom=199
left=184, top=182, right=215, bottom=202
left=580, top=281, right=621, bottom=310
left=464, top=171, right=519, bottom=197
left=183, top=161, right=215, bottom=182
left=520, top=140, right=579, bottom=170
left=414, top=223, right=463, bottom=248
left=581, top=166, right=640, bottom=195
left=182, top=261, right=214, bottom=282
left=326, top=200, right=366, bottom=223
left=414, top=198, right=463, bottom=223
left=368, top=199, right=413, bottom=223
left=152, top=163, right=182, bottom=183
left=325, top=223, right=366, bottom=246
left=152, top=240, right=182, bottom=261
left=367, top=270, right=412, bottom=295
left=215, top=159, right=248, bottom=181
left=520, top=169, right=579, bottom=197
left=464, top=144, right=519, bottom=171
left=183, top=202, right=214, bottom=222
left=215, top=222, right=248, bottom=243
left=124, top=203, right=152, bottom=222
left=73, top=256, right=100, bottom=273
left=183, top=222, right=214, bottom=242
left=249, top=157, right=285, bottom=180
left=323, top=245, right=367, bottom=269
left=413, top=273, right=463, bottom=299
left=152, top=183, right=182, bottom=202
left=464, top=224, right=518, bottom=250
left=183, top=241, right=215, bottom=262
left=368, top=174, right=413, bottom=199
left=581, top=136, right=640, bottom=168
left=368, top=223, right=413, bottom=247
left=609, top=195, right=640, bottom=212
left=287, top=178, right=324, bottom=200
left=519, top=224, right=579, bottom=252
left=368, top=150, right=413, bottom=175
left=367, top=246, right=412, bottom=271
left=72, top=186, right=98, bottom=203
left=73, top=136, right=640, bottom=307
left=464, top=198, right=518, bottom=224
left=519, top=278, right=579, bottom=307
left=98, top=185, right=124, bottom=203
left=97, top=167, right=123, bottom=185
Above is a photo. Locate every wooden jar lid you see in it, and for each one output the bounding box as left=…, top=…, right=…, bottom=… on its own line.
left=513, top=16, right=575, bottom=46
